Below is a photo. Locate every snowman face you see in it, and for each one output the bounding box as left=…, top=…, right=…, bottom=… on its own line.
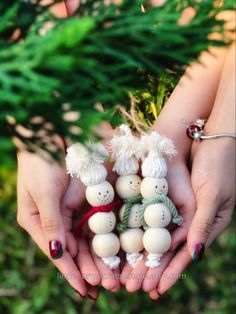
left=115, top=174, right=141, bottom=199
left=86, top=181, right=115, bottom=207
left=140, top=177, right=168, bottom=198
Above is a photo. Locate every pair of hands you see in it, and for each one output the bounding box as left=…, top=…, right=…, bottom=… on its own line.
left=17, top=133, right=235, bottom=301
left=16, top=0, right=235, bottom=301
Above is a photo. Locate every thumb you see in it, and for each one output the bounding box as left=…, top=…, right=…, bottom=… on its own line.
left=187, top=197, right=216, bottom=262
left=39, top=196, right=66, bottom=260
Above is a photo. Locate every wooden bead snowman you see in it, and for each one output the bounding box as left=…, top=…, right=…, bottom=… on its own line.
left=66, top=142, right=121, bottom=270
left=110, top=125, right=144, bottom=268
left=139, top=132, right=183, bottom=268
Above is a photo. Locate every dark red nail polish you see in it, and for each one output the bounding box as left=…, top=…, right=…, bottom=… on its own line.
left=49, top=240, right=63, bottom=259
left=88, top=294, right=98, bottom=301
left=192, top=243, right=205, bottom=262
left=74, top=289, right=85, bottom=298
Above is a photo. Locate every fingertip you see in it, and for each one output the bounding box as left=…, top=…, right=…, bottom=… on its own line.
left=87, top=285, right=100, bottom=301
left=111, top=284, right=121, bottom=293
left=149, top=289, right=161, bottom=302
left=126, top=280, right=141, bottom=293
left=101, top=279, right=116, bottom=291
left=142, top=277, right=157, bottom=293
left=142, top=282, right=152, bottom=293
left=87, top=274, right=101, bottom=287
left=120, top=265, right=132, bottom=285
left=49, top=240, right=63, bottom=260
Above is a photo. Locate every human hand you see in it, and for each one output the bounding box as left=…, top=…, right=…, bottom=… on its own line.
left=188, top=41, right=235, bottom=263
left=16, top=151, right=95, bottom=298
left=120, top=159, right=195, bottom=296
left=67, top=171, right=121, bottom=294
left=187, top=138, right=235, bottom=261
left=140, top=44, right=228, bottom=300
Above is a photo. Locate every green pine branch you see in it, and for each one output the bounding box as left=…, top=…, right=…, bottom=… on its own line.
left=0, top=0, right=234, bottom=163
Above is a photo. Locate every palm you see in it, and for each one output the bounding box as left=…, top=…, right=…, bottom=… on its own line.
left=120, top=161, right=195, bottom=296
left=63, top=174, right=121, bottom=293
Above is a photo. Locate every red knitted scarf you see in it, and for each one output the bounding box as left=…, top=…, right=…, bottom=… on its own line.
left=76, top=199, right=123, bottom=237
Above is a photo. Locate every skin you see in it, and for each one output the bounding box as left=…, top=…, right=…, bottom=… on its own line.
left=148, top=44, right=235, bottom=301
left=17, top=0, right=121, bottom=300
left=120, top=45, right=229, bottom=294
left=16, top=0, right=235, bottom=301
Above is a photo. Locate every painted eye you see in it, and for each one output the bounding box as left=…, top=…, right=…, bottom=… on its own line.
left=130, top=181, right=133, bottom=184
left=99, top=192, right=101, bottom=195
left=155, top=185, right=158, bottom=189
left=163, top=185, right=165, bottom=188
left=137, top=182, right=140, bottom=185
left=107, top=190, right=109, bottom=193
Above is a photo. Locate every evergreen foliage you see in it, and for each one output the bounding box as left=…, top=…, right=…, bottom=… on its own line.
left=0, top=0, right=234, bottom=162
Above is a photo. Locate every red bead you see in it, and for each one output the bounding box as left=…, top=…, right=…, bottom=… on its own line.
left=186, top=124, right=201, bottom=139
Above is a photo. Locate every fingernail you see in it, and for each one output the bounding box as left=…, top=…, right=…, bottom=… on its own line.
left=88, top=293, right=98, bottom=301
left=192, top=243, right=205, bottom=262
left=49, top=240, right=63, bottom=259
left=74, top=289, right=85, bottom=298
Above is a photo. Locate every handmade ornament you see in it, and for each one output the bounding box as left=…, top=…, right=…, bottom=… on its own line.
left=139, top=132, right=183, bottom=268
left=110, top=125, right=144, bottom=268
left=66, top=142, right=121, bottom=270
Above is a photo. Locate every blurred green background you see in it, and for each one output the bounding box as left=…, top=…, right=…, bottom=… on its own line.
left=0, top=164, right=235, bottom=314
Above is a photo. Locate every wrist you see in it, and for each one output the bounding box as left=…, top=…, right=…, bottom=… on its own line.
left=204, top=116, right=235, bottom=135
left=152, top=119, right=193, bottom=163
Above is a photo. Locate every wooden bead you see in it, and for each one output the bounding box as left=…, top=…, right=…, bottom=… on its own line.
left=88, top=212, right=116, bottom=234
left=140, top=177, right=168, bottom=198
left=86, top=181, right=114, bottom=207
left=92, top=233, right=120, bottom=258
left=120, top=228, right=144, bottom=253
left=115, top=175, right=141, bottom=199
left=143, top=228, right=171, bottom=254
left=144, top=204, right=171, bottom=228
left=119, top=204, right=143, bottom=228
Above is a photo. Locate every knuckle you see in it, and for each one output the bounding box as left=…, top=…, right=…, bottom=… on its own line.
left=222, top=213, right=232, bottom=229
left=41, top=217, right=61, bottom=233
left=195, top=221, right=213, bottom=237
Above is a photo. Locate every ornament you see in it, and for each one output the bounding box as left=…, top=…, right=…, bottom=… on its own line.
left=139, top=132, right=183, bottom=268
left=65, top=142, right=121, bottom=270
left=110, top=125, right=144, bottom=268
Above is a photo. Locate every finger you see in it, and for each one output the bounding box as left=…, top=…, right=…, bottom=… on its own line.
left=187, top=196, right=216, bottom=262
left=125, top=255, right=149, bottom=293
left=149, top=289, right=161, bottom=302
left=87, top=284, right=100, bottom=301
left=166, top=164, right=196, bottom=251
left=142, top=251, right=174, bottom=292
left=37, top=194, right=66, bottom=259
left=90, top=245, right=118, bottom=291
left=66, top=232, right=77, bottom=258
left=76, top=238, right=101, bottom=287
left=65, top=0, right=80, bottom=16
left=61, top=177, right=87, bottom=257
left=110, top=267, right=121, bottom=292
left=206, top=205, right=233, bottom=247
left=20, top=209, right=88, bottom=296
left=157, top=243, right=191, bottom=296
left=170, top=209, right=194, bottom=251
left=120, top=262, right=133, bottom=286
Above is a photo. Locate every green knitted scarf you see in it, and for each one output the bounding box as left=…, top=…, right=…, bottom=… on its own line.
left=140, top=194, right=183, bottom=226
left=117, top=194, right=143, bottom=233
